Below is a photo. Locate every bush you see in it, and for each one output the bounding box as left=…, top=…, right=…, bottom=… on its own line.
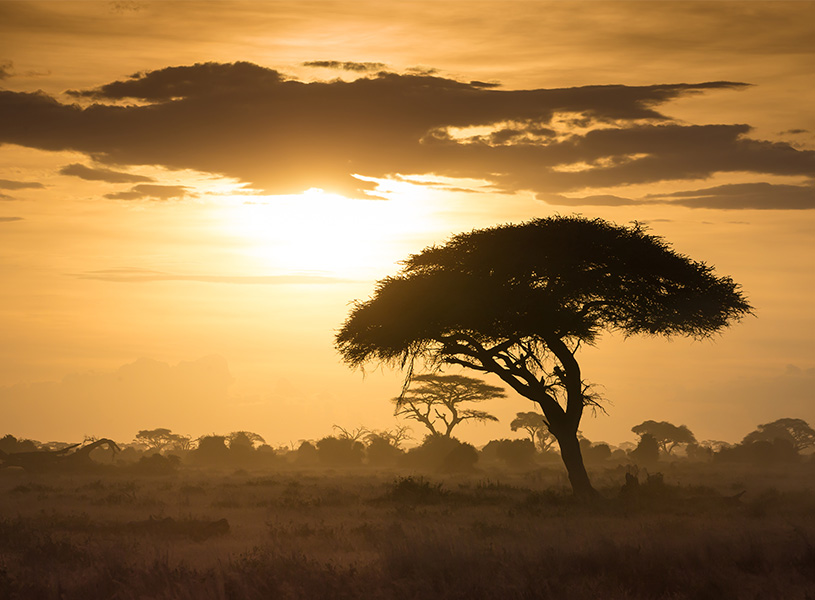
left=630, top=433, right=660, bottom=466
left=366, top=436, right=404, bottom=467
left=403, top=435, right=478, bottom=473
left=481, top=439, right=536, bottom=468
left=316, top=436, right=364, bottom=467
left=714, top=439, right=799, bottom=464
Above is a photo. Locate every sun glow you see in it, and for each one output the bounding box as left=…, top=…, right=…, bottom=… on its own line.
left=216, top=185, right=436, bottom=278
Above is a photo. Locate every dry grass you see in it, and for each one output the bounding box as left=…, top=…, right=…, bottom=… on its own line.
left=1, top=462, right=814, bottom=599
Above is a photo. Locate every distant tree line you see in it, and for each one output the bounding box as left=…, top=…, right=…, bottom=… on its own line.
left=2, top=415, right=813, bottom=475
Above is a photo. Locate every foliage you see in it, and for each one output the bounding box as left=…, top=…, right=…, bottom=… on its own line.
left=394, top=373, right=503, bottom=437
left=336, top=216, right=751, bottom=497
left=742, top=418, right=815, bottom=453
left=632, top=420, right=697, bottom=455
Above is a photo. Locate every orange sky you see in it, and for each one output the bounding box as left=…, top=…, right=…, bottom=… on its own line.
left=1, top=1, right=813, bottom=448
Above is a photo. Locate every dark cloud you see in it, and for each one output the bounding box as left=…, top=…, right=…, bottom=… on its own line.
left=103, top=184, right=190, bottom=201
left=0, top=60, right=12, bottom=79
left=0, top=193, right=13, bottom=201
left=648, top=182, right=815, bottom=210
left=302, top=60, right=387, bottom=72
left=0, top=216, right=23, bottom=222
left=545, top=183, right=815, bottom=210
left=77, top=268, right=354, bottom=284
left=0, top=178, right=45, bottom=190
left=2, top=61, right=812, bottom=207
left=59, top=163, right=154, bottom=183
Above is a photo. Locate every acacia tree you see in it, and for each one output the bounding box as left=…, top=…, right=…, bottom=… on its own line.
left=393, top=374, right=503, bottom=438
left=335, top=216, right=751, bottom=499
left=631, top=420, right=697, bottom=455
left=511, top=411, right=557, bottom=452
left=742, top=418, right=815, bottom=453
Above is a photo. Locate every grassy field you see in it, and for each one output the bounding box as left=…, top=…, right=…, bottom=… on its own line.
left=1, top=462, right=814, bottom=599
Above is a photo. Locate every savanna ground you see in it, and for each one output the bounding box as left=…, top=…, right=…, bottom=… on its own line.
left=2, top=461, right=815, bottom=600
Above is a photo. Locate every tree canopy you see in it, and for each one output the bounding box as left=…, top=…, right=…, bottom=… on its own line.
left=336, top=216, right=752, bottom=498
left=742, top=418, right=815, bottom=453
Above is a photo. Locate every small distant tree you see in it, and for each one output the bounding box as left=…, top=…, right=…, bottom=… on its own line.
left=364, top=425, right=412, bottom=448
left=228, top=431, right=266, bottom=449
left=631, top=420, right=697, bottom=455
left=134, top=428, right=185, bottom=452
left=316, top=436, right=364, bottom=466
left=332, top=425, right=368, bottom=442
left=742, top=418, right=815, bottom=453
left=394, top=374, right=504, bottom=438
left=511, top=411, right=556, bottom=452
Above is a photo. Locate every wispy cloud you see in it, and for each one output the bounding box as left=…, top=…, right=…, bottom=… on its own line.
left=59, top=163, right=154, bottom=184
left=0, top=216, right=23, bottom=222
left=302, top=60, right=387, bottom=72
left=0, top=178, right=45, bottom=190
left=103, top=184, right=191, bottom=201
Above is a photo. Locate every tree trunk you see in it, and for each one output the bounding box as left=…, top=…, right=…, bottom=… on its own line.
left=555, top=432, right=597, bottom=500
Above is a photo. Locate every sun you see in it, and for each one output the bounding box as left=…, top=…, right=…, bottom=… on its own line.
left=215, top=184, right=436, bottom=279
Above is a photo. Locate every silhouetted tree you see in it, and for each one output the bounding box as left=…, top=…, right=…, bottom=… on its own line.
left=629, top=433, right=660, bottom=466
left=579, top=438, right=613, bottom=463
left=364, top=425, right=412, bottom=448
left=0, top=434, right=37, bottom=454
left=393, top=374, right=503, bottom=437
left=365, top=434, right=404, bottom=467
left=481, top=438, right=537, bottom=468
left=716, top=438, right=799, bottom=464
left=316, top=436, right=364, bottom=466
left=332, top=425, right=368, bottom=442
left=403, top=434, right=479, bottom=472
left=510, top=411, right=556, bottom=452
left=742, top=418, right=815, bottom=453
left=631, top=420, right=697, bottom=455
left=294, top=440, right=318, bottom=466
left=228, top=431, right=266, bottom=449
left=192, top=435, right=230, bottom=465
left=336, top=216, right=751, bottom=498
left=134, top=428, right=173, bottom=451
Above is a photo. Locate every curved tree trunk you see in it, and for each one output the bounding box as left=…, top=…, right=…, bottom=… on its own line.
left=554, top=431, right=597, bottom=500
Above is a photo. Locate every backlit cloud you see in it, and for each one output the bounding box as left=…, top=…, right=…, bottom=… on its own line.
left=59, top=163, right=154, bottom=184
left=302, top=60, right=388, bottom=72
left=103, top=184, right=191, bottom=201
left=2, top=61, right=812, bottom=208
left=0, top=178, right=45, bottom=190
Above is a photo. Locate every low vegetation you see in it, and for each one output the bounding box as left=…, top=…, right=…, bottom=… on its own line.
left=2, top=460, right=815, bottom=599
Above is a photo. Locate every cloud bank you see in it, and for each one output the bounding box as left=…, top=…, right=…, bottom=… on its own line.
left=1, top=61, right=812, bottom=208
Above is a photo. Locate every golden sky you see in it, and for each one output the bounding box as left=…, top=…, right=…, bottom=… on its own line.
left=1, top=1, right=813, bottom=447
